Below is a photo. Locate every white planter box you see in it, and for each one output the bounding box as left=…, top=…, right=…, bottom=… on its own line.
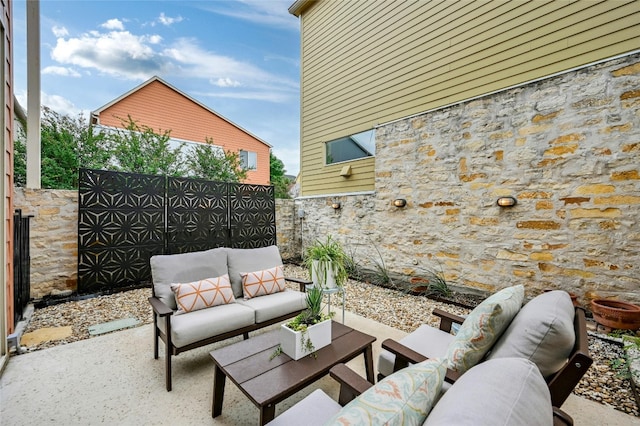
left=311, top=260, right=337, bottom=289
left=280, top=319, right=332, bottom=360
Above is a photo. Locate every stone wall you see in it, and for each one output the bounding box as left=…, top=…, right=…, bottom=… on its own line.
left=14, top=188, right=78, bottom=299
left=297, top=53, right=640, bottom=304
left=13, top=188, right=301, bottom=299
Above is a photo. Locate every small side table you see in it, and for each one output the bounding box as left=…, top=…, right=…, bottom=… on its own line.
left=306, top=285, right=346, bottom=323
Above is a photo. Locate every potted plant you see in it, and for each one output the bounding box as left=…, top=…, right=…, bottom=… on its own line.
left=279, top=285, right=333, bottom=360
left=304, top=235, right=348, bottom=289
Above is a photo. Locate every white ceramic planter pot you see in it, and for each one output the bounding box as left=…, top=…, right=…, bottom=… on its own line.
left=280, top=319, right=332, bottom=360
left=311, top=260, right=337, bottom=289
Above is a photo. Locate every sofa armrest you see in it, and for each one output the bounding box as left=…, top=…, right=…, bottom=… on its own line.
left=329, top=363, right=374, bottom=406
left=285, top=276, right=313, bottom=292
left=381, top=338, right=461, bottom=383
left=432, top=308, right=466, bottom=333
left=149, top=296, right=174, bottom=317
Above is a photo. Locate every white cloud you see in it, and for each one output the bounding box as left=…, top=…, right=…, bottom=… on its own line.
left=199, top=0, right=299, bottom=31
left=214, top=77, right=241, bottom=87
left=101, top=19, right=125, bottom=31
left=158, top=13, right=183, bottom=26
left=42, top=66, right=81, bottom=77
left=52, top=26, right=69, bottom=37
left=50, top=30, right=166, bottom=80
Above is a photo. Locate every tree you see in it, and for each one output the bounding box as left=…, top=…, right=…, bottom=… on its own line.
left=14, top=107, right=111, bottom=189
left=185, top=138, right=248, bottom=182
left=107, top=116, right=185, bottom=176
left=270, top=152, right=292, bottom=198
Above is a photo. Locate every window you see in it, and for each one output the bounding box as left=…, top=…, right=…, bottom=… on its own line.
left=325, top=129, right=375, bottom=165
left=240, top=150, right=257, bottom=170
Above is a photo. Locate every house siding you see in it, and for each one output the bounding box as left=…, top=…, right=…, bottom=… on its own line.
left=97, top=79, right=271, bottom=185
left=1, top=0, right=12, bottom=346
left=296, top=0, right=640, bottom=196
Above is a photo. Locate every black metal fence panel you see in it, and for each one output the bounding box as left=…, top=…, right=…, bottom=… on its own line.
left=166, top=177, right=228, bottom=254
left=77, top=169, right=276, bottom=294
left=13, top=209, right=32, bottom=326
left=78, top=169, right=166, bottom=294
left=229, top=183, right=276, bottom=248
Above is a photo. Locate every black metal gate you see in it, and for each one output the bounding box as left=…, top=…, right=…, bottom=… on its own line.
left=78, top=169, right=275, bottom=294
left=13, top=209, right=32, bottom=326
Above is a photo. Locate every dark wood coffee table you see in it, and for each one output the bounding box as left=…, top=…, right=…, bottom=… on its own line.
left=210, top=321, right=376, bottom=425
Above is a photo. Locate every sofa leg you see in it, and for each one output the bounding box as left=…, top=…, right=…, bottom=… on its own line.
left=243, top=332, right=249, bottom=340
left=165, top=344, right=172, bottom=391
left=153, top=326, right=159, bottom=360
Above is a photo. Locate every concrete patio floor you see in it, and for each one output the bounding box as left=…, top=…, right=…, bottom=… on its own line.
left=1, top=311, right=638, bottom=425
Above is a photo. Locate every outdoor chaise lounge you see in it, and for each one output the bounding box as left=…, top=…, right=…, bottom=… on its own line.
left=149, top=245, right=310, bottom=391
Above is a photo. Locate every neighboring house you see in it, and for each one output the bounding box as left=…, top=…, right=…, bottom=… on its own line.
left=1, top=0, right=14, bottom=368
left=289, top=1, right=640, bottom=302
left=91, top=76, right=271, bottom=185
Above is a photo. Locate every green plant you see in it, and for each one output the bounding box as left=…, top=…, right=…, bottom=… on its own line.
left=411, top=264, right=452, bottom=298
left=344, top=245, right=362, bottom=281
left=369, top=243, right=394, bottom=287
left=275, top=286, right=334, bottom=359
left=304, top=235, right=349, bottom=288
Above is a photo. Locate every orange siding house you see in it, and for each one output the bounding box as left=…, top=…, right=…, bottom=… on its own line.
left=91, top=76, right=271, bottom=185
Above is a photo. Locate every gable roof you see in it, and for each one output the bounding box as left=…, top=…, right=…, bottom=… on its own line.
left=91, top=75, right=271, bottom=148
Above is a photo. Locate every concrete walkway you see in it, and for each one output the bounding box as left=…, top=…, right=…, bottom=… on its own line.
left=1, top=311, right=638, bottom=425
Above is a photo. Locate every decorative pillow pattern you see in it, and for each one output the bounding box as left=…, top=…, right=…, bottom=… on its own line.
left=241, top=265, right=286, bottom=299
left=446, top=284, right=524, bottom=374
left=326, top=358, right=447, bottom=426
left=170, top=274, right=235, bottom=315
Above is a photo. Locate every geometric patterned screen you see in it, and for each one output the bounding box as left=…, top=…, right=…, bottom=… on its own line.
left=78, top=169, right=276, bottom=294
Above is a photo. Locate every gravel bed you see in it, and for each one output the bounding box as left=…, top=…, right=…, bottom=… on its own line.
left=20, top=264, right=639, bottom=417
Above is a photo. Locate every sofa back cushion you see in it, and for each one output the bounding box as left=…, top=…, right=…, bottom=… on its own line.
left=150, top=248, right=228, bottom=310
left=446, top=284, right=524, bottom=374
left=424, top=357, right=553, bottom=426
left=326, top=358, right=447, bottom=425
left=227, top=245, right=283, bottom=298
left=486, top=290, right=575, bottom=378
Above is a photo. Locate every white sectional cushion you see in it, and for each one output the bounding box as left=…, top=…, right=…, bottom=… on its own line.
left=236, top=289, right=307, bottom=323
left=150, top=248, right=228, bottom=310
left=487, top=290, right=575, bottom=378
left=378, top=324, right=455, bottom=377
left=227, top=245, right=284, bottom=298
left=158, top=302, right=255, bottom=348
left=266, top=389, right=342, bottom=426
left=424, top=358, right=553, bottom=426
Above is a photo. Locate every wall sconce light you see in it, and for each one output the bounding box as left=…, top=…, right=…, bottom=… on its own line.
left=331, top=201, right=341, bottom=210
left=497, top=196, right=517, bottom=207
left=393, top=198, right=407, bottom=208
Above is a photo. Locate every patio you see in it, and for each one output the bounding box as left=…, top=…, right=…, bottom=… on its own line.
left=1, top=310, right=638, bottom=425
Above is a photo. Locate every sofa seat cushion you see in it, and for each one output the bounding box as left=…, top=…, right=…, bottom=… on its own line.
left=227, top=245, right=284, bottom=298
left=266, top=389, right=342, bottom=426
left=158, top=303, right=255, bottom=348
left=424, top=358, right=553, bottom=426
left=151, top=248, right=228, bottom=310
left=237, top=289, right=307, bottom=323
left=327, top=358, right=447, bottom=425
left=446, top=284, right=524, bottom=374
left=486, top=290, right=575, bottom=378
left=378, top=324, right=455, bottom=377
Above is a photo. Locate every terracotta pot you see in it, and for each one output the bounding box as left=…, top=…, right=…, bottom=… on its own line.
left=590, top=299, right=640, bottom=330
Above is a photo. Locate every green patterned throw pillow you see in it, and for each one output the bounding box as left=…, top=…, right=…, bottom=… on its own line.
left=446, top=284, right=524, bottom=374
left=326, top=358, right=447, bottom=426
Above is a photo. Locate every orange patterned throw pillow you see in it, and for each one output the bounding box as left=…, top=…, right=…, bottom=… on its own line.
left=170, top=274, right=235, bottom=315
left=241, top=266, right=286, bottom=299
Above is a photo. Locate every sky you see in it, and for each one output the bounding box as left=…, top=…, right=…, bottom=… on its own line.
left=13, top=0, right=302, bottom=176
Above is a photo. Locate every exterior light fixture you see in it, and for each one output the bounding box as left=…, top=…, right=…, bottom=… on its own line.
left=497, top=196, right=517, bottom=207
left=331, top=202, right=341, bottom=210
left=393, top=198, right=407, bottom=208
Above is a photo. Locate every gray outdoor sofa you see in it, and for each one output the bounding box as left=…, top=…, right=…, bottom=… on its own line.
left=149, top=245, right=309, bottom=391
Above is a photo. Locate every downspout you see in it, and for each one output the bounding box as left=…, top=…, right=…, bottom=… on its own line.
left=26, top=0, right=40, bottom=189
